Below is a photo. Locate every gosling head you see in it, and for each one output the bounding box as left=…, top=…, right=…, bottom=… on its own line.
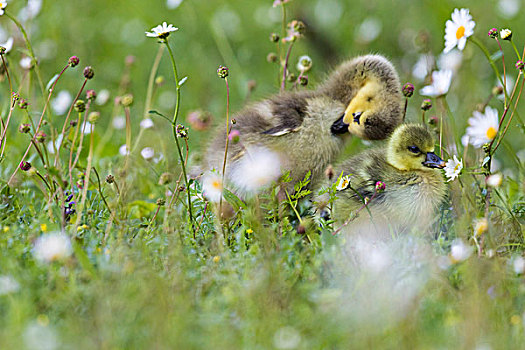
left=386, top=124, right=446, bottom=171
left=323, top=55, right=404, bottom=140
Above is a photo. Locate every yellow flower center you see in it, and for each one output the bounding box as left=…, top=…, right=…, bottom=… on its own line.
left=212, top=180, right=222, bottom=190
left=456, top=26, right=465, bottom=40
left=454, top=163, right=461, bottom=172
left=486, top=126, right=497, bottom=140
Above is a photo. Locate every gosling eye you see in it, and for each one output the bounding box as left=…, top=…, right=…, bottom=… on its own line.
left=367, top=96, right=373, bottom=102
left=408, top=145, right=421, bottom=154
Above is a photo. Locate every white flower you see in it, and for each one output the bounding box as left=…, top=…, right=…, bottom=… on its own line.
left=513, top=256, right=525, bottom=274
left=500, top=28, right=512, bottom=40
left=19, top=56, right=33, bottom=70
left=461, top=134, right=470, bottom=147
left=18, top=0, right=42, bottom=21
left=273, top=326, right=301, bottom=350
left=498, top=0, right=520, bottom=18
left=486, top=173, right=503, bottom=187
left=140, top=147, right=154, bottom=160
left=202, top=171, right=223, bottom=203
left=145, top=22, right=178, bottom=38
left=473, top=217, right=488, bottom=237
left=229, top=146, right=282, bottom=194
left=140, top=118, right=154, bottom=129
left=119, top=144, right=130, bottom=156
left=412, top=54, right=434, bottom=82
left=438, top=50, right=463, bottom=73
left=449, top=239, right=472, bottom=263
left=0, top=37, right=13, bottom=53
left=0, top=275, right=20, bottom=295
left=336, top=175, right=351, bottom=191
left=0, top=1, right=7, bottom=16
left=420, top=70, right=452, bottom=97
left=95, top=89, right=110, bottom=105
left=355, top=17, right=382, bottom=44
left=51, top=90, right=72, bottom=115
left=296, top=55, right=312, bottom=72
left=24, top=321, right=58, bottom=350
left=33, top=232, right=72, bottom=263
left=166, top=0, right=183, bottom=9
left=153, top=152, right=164, bottom=164
left=443, top=8, right=475, bottom=53
left=444, top=155, right=463, bottom=182
left=81, top=121, right=93, bottom=135
left=112, top=115, right=126, bottom=129
left=47, top=134, right=63, bottom=154
left=465, top=106, right=499, bottom=148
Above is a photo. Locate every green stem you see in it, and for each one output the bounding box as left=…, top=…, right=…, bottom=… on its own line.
left=5, top=12, right=45, bottom=98
left=510, top=40, right=522, bottom=61
left=163, top=38, right=195, bottom=235
left=471, top=36, right=505, bottom=91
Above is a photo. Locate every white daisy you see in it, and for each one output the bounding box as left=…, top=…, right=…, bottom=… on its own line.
left=465, top=106, right=499, bottom=148
left=449, top=239, right=472, bottom=263
left=51, top=90, right=72, bottom=116
left=486, top=173, right=503, bottom=187
left=119, top=144, right=130, bottom=156
left=296, top=55, right=312, bottom=72
left=0, top=1, right=7, bottom=16
left=412, top=54, right=434, bottom=82
left=438, top=50, right=463, bottom=73
left=81, top=121, right=93, bottom=135
left=145, top=22, right=178, bottom=39
left=420, top=70, right=452, bottom=97
left=443, top=8, right=475, bottom=53
left=336, top=175, right=351, bottom=191
left=229, top=146, right=282, bottom=194
left=112, top=115, right=126, bottom=129
left=95, top=89, right=110, bottom=105
left=140, top=147, right=155, bottom=160
left=513, top=256, right=525, bottom=274
left=139, top=118, right=154, bottom=129
left=33, top=232, right=72, bottom=263
left=444, top=155, right=463, bottom=182
left=167, top=0, right=183, bottom=9
left=202, top=171, right=223, bottom=203
left=0, top=37, right=13, bottom=53
left=0, top=275, right=20, bottom=295
left=19, top=56, right=33, bottom=70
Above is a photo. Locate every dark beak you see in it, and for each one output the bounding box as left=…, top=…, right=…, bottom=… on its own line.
left=422, top=152, right=446, bottom=169
left=330, top=114, right=349, bottom=135
left=352, top=112, right=362, bottom=125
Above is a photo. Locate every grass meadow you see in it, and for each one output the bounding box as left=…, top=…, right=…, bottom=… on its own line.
left=0, top=0, right=524, bottom=348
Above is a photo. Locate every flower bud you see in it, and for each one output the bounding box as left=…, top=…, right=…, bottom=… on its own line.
left=86, top=89, right=97, bottom=100
left=269, top=33, right=280, bottom=42
left=155, top=76, right=165, bottom=85
left=228, top=129, right=240, bottom=143
left=492, top=85, right=504, bottom=95
left=83, top=66, right=94, bottom=79
left=287, top=72, right=296, bottom=82
left=487, top=28, right=498, bottom=39
left=298, top=75, right=308, bottom=86
left=402, top=83, right=414, bottom=97
left=35, top=131, right=47, bottom=143
left=88, top=111, right=100, bottom=124
left=18, top=99, right=29, bottom=109
left=158, top=172, right=173, bottom=185
left=516, top=60, right=524, bottom=71
left=12, top=92, right=20, bottom=101
left=68, top=56, right=80, bottom=67
left=266, top=52, right=278, bottom=63
left=105, top=174, right=115, bottom=184
left=176, top=124, right=188, bottom=138
left=19, top=124, right=31, bottom=133
left=421, top=99, right=432, bottom=111
left=375, top=181, right=386, bottom=192
left=217, top=65, right=229, bottom=79
left=156, top=198, right=166, bottom=206
left=74, top=100, right=86, bottom=113
left=500, top=28, right=512, bottom=40
left=120, top=94, right=133, bottom=107
left=0, top=46, right=6, bottom=55
left=20, top=161, right=32, bottom=171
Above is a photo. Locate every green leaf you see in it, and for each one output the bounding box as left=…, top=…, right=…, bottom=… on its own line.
left=73, top=241, right=96, bottom=277
left=223, top=188, right=246, bottom=210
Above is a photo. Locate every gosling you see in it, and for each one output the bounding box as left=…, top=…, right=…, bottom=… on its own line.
left=317, top=124, right=447, bottom=237
left=205, top=54, right=404, bottom=195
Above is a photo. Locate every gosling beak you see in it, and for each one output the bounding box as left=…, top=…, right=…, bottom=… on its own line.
left=422, top=152, right=446, bottom=169
left=330, top=114, right=350, bottom=135
left=352, top=112, right=362, bottom=125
